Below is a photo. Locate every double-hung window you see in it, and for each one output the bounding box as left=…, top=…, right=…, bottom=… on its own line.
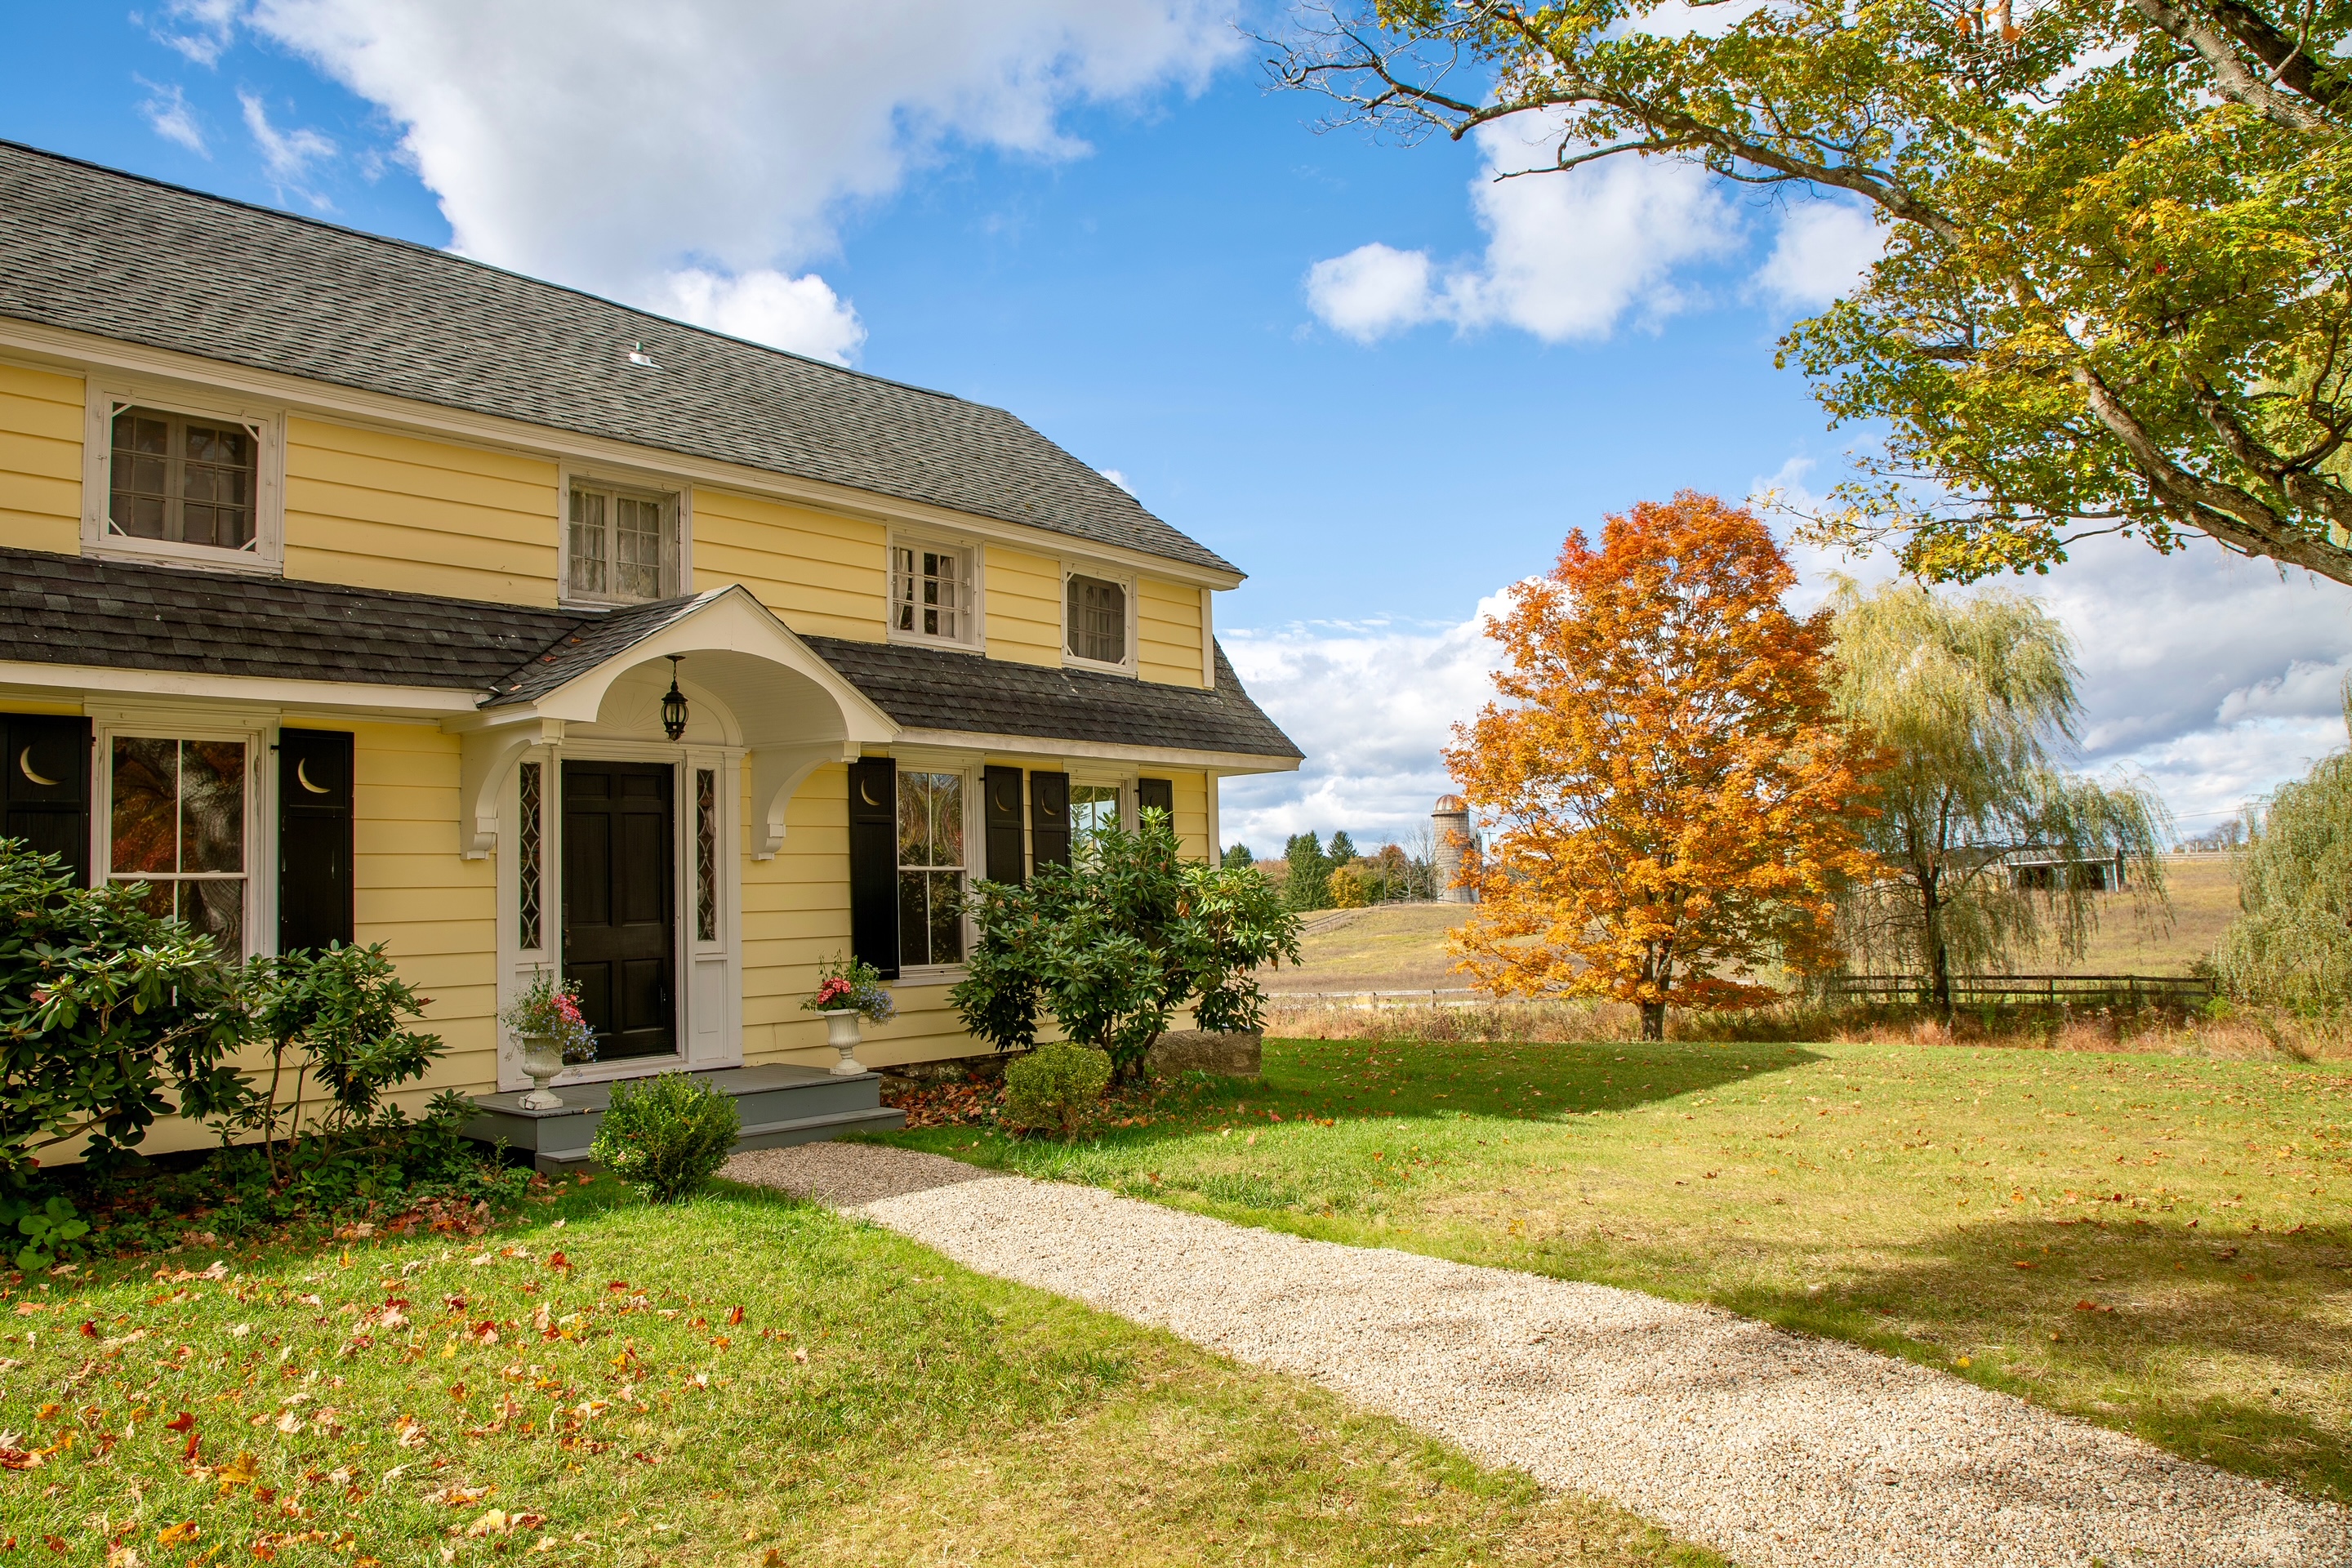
left=109, top=736, right=249, bottom=956
left=1070, top=782, right=1121, bottom=862
left=890, top=543, right=973, bottom=645
left=897, top=769, right=967, bottom=969
left=1065, top=572, right=1129, bottom=668
left=568, top=482, right=677, bottom=603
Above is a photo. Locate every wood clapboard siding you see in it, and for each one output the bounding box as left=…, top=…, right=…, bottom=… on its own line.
left=0, top=363, right=82, bottom=556
left=984, top=546, right=1062, bottom=666
left=1138, top=575, right=1205, bottom=688
left=693, top=487, right=885, bottom=640
left=1170, top=770, right=1211, bottom=861
left=283, top=418, right=559, bottom=604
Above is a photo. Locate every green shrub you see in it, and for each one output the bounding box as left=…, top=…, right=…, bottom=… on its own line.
left=0, top=1193, right=89, bottom=1272
left=1002, top=1042, right=1112, bottom=1140
left=590, top=1074, right=740, bottom=1203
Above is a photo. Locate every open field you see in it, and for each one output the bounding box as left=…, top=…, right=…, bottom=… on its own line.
left=0, top=1176, right=1719, bottom=1567
left=1267, top=856, right=2243, bottom=998
left=888, top=1035, right=2352, bottom=1505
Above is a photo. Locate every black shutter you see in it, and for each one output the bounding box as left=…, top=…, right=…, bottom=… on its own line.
left=1029, top=770, right=1070, bottom=870
left=983, top=765, right=1026, bottom=884
left=1137, top=777, right=1174, bottom=820
left=278, top=728, right=354, bottom=953
left=847, top=756, right=899, bottom=979
left=3, top=715, right=92, bottom=887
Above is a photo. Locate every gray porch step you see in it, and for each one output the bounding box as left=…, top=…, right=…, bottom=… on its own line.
left=465, top=1063, right=905, bottom=1174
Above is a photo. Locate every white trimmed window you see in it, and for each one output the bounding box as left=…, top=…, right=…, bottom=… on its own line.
left=898, top=768, right=968, bottom=969
left=567, top=481, right=679, bottom=603
left=890, top=541, right=975, bottom=647
left=1064, top=570, right=1133, bottom=670
left=105, top=734, right=253, bottom=958
left=86, top=390, right=283, bottom=571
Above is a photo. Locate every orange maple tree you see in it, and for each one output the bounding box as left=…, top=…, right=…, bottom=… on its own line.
left=1444, top=491, right=1879, bottom=1040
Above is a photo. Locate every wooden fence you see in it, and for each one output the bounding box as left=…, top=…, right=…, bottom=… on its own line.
left=1824, top=973, right=2209, bottom=1009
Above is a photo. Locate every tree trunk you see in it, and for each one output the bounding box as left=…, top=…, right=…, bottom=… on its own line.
left=1638, top=1002, right=1667, bottom=1041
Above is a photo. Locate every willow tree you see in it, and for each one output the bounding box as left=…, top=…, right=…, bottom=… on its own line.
left=1829, top=579, right=2170, bottom=1005
left=2214, top=701, right=2352, bottom=1008
left=1276, top=0, right=2352, bottom=587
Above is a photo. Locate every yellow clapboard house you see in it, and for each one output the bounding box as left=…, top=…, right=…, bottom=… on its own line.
left=0, top=141, right=1300, bottom=1165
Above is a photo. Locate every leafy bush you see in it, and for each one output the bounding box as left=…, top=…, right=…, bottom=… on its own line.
left=0, top=840, right=247, bottom=1183
left=590, top=1074, right=740, bottom=1203
left=1001, top=1042, right=1112, bottom=1139
left=953, top=809, right=1301, bottom=1083
left=0, top=1193, right=90, bottom=1272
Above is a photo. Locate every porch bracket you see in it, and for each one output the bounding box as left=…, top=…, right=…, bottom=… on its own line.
left=751, top=740, right=858, bottom=860
left=457, top=718, right=564, bottom=860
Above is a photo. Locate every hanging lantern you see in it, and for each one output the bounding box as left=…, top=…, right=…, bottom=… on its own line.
left=661, top=656, right=689, bottom=742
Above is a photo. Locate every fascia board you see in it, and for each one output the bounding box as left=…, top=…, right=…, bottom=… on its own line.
left=889, top=725, right=1301, bottom=776
left=0, top=658, right=477, bottom=715
left=0, top=321, right=1246, bottom=592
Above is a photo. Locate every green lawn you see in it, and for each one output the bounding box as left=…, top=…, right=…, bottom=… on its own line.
left=1, top=1175, right=1719, bottom=1567
left=886, top=1036, right=2352, bottom=1504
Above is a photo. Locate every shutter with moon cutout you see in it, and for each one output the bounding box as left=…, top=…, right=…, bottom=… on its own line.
left=4, top=714, right=92, bottom=887
left=846, top=756, right=899, bottom=980
left=278, top=728, right=354, bottom=953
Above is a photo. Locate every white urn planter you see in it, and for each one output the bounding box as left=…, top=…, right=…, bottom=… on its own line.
left=823, top=1009, right=867, bottom=1076
left=516, top=1034, right=568, bottom=1109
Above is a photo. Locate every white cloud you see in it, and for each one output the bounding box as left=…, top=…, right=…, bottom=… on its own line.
left=660, top=268, right=866, bottom=365
left=238, top=91, right=336, bottom=203
left=149, top=0, right=241, bottom=65
left=1305, top=124, right=1740, bottom=344
left=1098, top=468, right=1137, bottom=495
left=240, top=0, right=1239, bottom=361
left=1755, top=199, right=1883, bottom=309
left=139, top=79, right=208, bottom=156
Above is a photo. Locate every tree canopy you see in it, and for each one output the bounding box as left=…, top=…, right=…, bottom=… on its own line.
left=1446, top=492, right=1880, bottom=1038
left=2214, top=699, right=2352, bottom=1008
left=1277, top=0, right=2352, bottom=586
left=1826, top=577, right=2170, bottom=1003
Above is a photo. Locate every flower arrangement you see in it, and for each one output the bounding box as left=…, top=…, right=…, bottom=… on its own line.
left=801, top=952, right=894, bottom=1024
left=499, top=971, right=599, bottom=1064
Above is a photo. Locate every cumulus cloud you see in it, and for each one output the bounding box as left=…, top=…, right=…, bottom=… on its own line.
left=1306, top=124, right=1740, bottom=344
left=661, top=268, right=866, bottom=365
left=139, top=79, right=207, bottom=155
left=1755, top=198, right=1883, bottom=309
left=237, top=0, right=1239, bottom=361
left=238, top=91, right=336, bottom=205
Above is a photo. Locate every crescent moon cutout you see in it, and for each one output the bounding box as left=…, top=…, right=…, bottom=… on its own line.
left=296, top=758, right=331, bottom=795
left=17, top=747, right=58, bottom=789
left=859, top=778, right=882, bottom=807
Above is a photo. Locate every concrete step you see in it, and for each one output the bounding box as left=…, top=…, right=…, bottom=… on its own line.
left=464, top=1063, right=904, bottom=1174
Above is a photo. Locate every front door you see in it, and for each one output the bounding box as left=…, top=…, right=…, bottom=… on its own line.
left=563, top=760, right=676, bottom=1062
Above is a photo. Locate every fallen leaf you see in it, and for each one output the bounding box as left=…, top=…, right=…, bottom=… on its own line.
left=155, top=1522, right=200, bottom=1547
left=166, top=1412, right=195, bottom=1434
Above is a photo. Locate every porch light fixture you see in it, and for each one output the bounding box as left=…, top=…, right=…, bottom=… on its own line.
left=661, top=656, right=689, bottom=742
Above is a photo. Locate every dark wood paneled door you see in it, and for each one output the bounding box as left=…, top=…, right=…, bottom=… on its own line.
left=563, top=761, right=676, bottom=1062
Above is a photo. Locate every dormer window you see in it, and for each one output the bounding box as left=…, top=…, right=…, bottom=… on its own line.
left=890, top=541, right=975, bottom=647
left=568, top=481, right=678, bottom=603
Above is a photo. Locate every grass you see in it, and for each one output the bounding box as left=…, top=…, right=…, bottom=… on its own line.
left=1, top=1174, right=1723, bottom=1567
left=886, top=1036, right=2352, bottom=1505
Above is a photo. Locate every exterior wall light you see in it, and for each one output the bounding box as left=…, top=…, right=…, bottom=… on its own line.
left=662, top=655, right=689, bottom=742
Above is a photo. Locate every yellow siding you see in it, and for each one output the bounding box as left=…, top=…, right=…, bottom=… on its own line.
left=0, top=363, right=83, bottom=556
left=283, top=418, right=560, bottom=604
left=985, top=546, right=1062, bottom=666
left=1138, top=576, right=1205, bottom=688
left=1169, top=770, right=1211, bottom=862
left=693, top=488, right=886, bottom=640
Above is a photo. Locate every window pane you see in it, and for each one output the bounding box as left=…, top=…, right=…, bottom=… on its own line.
left=1067, top=577, right=1125, bottom=663
left=616, top=496, right=664, bottom=599
left=179, top=879, right=245, bottom=958
left=569, top=488, right=608, bottom=595
left=893, top=546, right=963, bottom=640
left=111, top=737, right=178, bottom=874
left=1071, top=784, right=1120, bottom=858
left=179, top=420, right=256, bottom=549
left=926, top=771, right=963, bottom=868
left=179, top=741, right=246, bottom=873
left=924, top=871, right=963, bottom=964
left=109, top=412, right=172, bottom=541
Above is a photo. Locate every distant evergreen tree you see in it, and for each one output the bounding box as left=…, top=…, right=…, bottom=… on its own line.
left=1328, top=831, right=1357, bottom=866
left=1283, top=832, right=1333, bottom=911
left=1222, top=843, right=1255, bottom=870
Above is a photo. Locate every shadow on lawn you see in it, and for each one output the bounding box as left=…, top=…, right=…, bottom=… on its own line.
left=1250, top=1036, right=1826, bottom=1122
left=1702, top=1210, right=2352, bottom=1503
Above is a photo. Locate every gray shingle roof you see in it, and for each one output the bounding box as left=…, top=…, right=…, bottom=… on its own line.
left=0, top=140, right=1237, bottom=577
left=0, top=548, right=1300, bottom=762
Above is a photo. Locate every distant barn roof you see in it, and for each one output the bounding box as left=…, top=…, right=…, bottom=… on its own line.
left=0, top=140, right=1236, bottom=577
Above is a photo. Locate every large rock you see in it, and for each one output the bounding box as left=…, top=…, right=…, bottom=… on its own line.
left=1147, top=1029, right=1262, bottom=1078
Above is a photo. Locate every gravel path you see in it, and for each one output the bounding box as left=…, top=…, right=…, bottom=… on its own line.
left=727, top=1143, right=2351, bottom=1568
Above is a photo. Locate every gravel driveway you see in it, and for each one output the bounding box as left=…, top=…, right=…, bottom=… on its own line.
left=726, top=1143, right=2350, bottom=1568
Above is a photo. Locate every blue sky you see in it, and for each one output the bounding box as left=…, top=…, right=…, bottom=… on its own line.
left=11, top=2, right=2349, bottom=853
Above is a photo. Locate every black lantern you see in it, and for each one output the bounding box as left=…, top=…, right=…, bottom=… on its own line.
left=661, top=656, right=689, bottom=742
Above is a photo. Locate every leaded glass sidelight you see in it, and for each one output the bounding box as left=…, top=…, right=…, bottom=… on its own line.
left=897, top=770, right=966, bottom=968
left=109, top=736, right=248, bottom=956
left=695, top=767, right=718, bottom=944
left=517, top=761, right=543, bottom=951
